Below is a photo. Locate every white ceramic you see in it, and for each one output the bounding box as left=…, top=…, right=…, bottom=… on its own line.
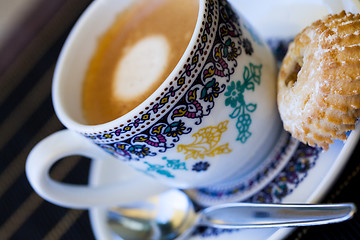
left=25, top=0, right=280, bottom=208
left=89, top=125, right=360, bottom=240
left=89, top=0, right=360, bottom=239
left=186, top=130, right=300, bottom=206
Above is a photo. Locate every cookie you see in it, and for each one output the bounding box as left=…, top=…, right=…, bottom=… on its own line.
left=277, top=11, right=360, bottom=150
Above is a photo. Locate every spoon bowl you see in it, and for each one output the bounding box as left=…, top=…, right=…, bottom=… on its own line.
left=107, top=190, right=356, bottom=240
left=108, top=190, right=195, bottom=240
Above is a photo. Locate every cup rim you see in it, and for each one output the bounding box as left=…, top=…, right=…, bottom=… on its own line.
left=52, top=0, right=207, bottom=135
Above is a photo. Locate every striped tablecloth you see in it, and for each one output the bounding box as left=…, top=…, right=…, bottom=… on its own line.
left=0, top=0, right=359, bottom=239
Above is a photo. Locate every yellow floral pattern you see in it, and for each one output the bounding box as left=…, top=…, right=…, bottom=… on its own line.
left=177, top=121, right=232, bottom=160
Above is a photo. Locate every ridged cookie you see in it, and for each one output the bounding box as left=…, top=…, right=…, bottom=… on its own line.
left=278, top=11, right=360, bottom=150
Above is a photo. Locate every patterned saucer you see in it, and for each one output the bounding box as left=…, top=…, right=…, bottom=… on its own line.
left=190, top=140, right=322, bottom=238
left=186, top=130, right=320, bottom=206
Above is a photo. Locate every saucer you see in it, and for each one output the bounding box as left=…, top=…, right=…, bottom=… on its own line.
left=89, top=0, right=360, bottom=239
left=89, top=124, right=360, bottom=240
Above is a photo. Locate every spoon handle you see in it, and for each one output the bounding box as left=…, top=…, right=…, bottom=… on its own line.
left=199, top=202, right=356, bottom=229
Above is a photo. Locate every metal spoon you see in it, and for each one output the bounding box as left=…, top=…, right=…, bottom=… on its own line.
left=107, top=189, right=356, bottom=240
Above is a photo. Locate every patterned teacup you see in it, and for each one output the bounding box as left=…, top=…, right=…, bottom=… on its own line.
left=26, top=0, right=280, bottom=208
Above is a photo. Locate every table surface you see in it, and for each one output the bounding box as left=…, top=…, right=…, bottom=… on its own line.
left=0, top=1, right=359, bottom=239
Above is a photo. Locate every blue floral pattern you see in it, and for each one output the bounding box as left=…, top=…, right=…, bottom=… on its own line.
left=139, top=157, right=188, bottom=178
left=192, top=162, right=210, bottom=172
left=224, top=63, right=262, bottom=143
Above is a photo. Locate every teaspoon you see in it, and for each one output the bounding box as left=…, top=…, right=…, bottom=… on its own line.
left=107, top=190, right=356, bottom=240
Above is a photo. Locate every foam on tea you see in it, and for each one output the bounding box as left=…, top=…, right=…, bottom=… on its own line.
left=113, top=35, right=170, bottom=100
left=82, top=0, right=198, bottom=125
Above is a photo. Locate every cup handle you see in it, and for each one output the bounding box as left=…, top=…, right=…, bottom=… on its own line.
left=26, top=129, right=170, bottom=209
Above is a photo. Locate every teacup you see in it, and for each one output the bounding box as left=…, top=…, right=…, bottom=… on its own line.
left=26, top=0, right=280, bottom=208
